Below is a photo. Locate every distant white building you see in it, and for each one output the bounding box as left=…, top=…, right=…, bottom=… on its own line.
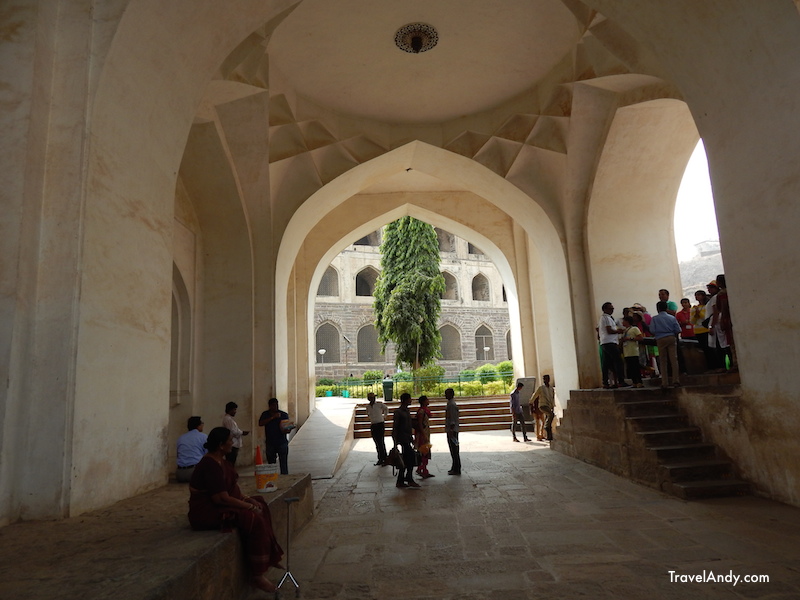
left=314, top=228, right=512, bottom=379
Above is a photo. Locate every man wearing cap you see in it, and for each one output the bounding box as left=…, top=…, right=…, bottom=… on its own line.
left=176, top=416, right=206, bottom=482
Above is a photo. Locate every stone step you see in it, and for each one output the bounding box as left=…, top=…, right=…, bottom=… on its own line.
left=354, top=397, right=514, bottom=438
left=625, top=414, right=688, bottom=431
left=619, top=399, right=681, bottom=417
left=666, top=478, right=751, bottom=500
left=636, top=427, right=702, bottom=446
left=659, top=459, right=735, bottom=482
left=648, top=442, right=717, bottom=461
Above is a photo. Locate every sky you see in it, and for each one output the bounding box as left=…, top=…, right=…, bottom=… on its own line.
left=673, top=140, right=720, bottom=262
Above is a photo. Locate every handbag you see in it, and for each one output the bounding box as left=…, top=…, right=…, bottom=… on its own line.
left=387, top=447, right=404, bottom=470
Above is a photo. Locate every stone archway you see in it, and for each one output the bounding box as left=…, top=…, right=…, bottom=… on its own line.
left=275, top=142, right=577, bottom=421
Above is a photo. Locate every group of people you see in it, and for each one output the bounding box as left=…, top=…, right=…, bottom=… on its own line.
left=366, top=388, right=462, bottom=489
left=598, top=276, right=737, bottom=389
left=175, top=398, right=296, bottom=594
left=510, top=376, right=556, bottom=442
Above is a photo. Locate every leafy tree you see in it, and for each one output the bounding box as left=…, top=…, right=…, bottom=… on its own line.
left=374, top=217, right=445, bottom=372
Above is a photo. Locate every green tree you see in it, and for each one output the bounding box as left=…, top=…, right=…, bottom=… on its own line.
left=374, top=217, right=445, bottom=372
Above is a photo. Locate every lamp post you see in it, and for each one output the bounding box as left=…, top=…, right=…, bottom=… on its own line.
left=483, top=346, right=490, bottom=361
left=318, top=348, right=326, bottom=365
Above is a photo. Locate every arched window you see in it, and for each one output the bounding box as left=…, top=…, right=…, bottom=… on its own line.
left=353, top=230, right=381, bottom=246
left=435, top=228, right=455, bottom=253
left=439, top=325, right=462, bottom=360
left=506, top=330, right=512, bottom=360
left=357, top=324, right=382, bottom=363
left=502, top=285, right=507, bottom=302
left=475, top=325, right=494, bottom=361
left=355, top=266, right=380, bottom=296
left=472, top=274, right=490, bottom=302
left=317, top=266, right=339, bottom=296
left=441, top=271, right=459, bottom=300
left=316, top=323, right=341, bottom=363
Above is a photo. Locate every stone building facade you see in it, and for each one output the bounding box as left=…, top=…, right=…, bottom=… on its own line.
left=314, top=228, right=512, bottom=379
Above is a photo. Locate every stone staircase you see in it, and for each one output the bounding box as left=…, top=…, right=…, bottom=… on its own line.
left=354, top=396, right=511, bottom=438
left=553, top=376, right=750, bottom=500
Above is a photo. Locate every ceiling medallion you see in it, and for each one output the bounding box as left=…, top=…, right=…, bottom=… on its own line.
left=394, top=23, right=438, bottom=54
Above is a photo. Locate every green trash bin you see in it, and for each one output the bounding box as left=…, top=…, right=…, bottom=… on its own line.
left=325, top=390, right=333, bottom=397
left=342, top=390, right=350, bottom=398
left=382, top=378, right=393, bottom=402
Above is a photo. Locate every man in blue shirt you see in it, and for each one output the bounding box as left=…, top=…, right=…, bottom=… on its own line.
left=176, top=416, right=206, bottom=482
left=650, top=301, right=682, bottom=388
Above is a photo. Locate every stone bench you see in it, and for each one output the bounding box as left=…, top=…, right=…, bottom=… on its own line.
left=0, top=473, right=313, bottom=600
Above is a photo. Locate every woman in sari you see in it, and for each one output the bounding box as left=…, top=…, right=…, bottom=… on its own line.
left=189, top=427, right=283, bottom=594
left=414, top=396, right=434, bottom=478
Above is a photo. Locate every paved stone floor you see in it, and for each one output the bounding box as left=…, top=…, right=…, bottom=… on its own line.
left=286, top=430, right=800, bottom=600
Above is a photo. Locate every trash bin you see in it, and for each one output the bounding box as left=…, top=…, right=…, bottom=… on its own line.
left=382, top=378, right=393, bottom=402
left=325, top=390, right=333, bottom=397
left=342, top=390, right=350, bottom=398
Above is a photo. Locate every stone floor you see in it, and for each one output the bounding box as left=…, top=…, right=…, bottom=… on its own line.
left=288, top=430, right=800, bottom=600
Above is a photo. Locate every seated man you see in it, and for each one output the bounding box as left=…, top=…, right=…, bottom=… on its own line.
left=176, top=416, right=206, bottom=482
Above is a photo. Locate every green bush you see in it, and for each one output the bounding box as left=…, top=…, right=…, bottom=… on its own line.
left=461, top=381, right=486, bottom=396
left=415, top=364, right=445, bottom=391
left=394, top=371, right=413, bottom=382
left=315, top=385, right=336, bottom=397
left=496, top=360, right=514, bottom=384
left=484, top=380, right=509, bottom=395
left=362, top=370, right=384, bottom=384
left=476, top=363, right=498, bottom=382
left=458, top=369, right=478, bottom=381
left=317, top=378, right=335, bottom=386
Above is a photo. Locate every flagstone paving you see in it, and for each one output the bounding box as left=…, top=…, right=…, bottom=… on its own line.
left=280, top=430, right=800, bottom=600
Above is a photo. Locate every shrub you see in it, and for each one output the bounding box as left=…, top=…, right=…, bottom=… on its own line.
left=394, top=371, right=413, bottom=382
left=318, top=378, right=335, bottom=386
left=415, top=364, right=445, bottom=391
left=315, top=385, right=336, bottom=397
left=458, top=369, right=478, bottom=381
left=484, top=380, right=509, bottom=395
left=461, top=381, right=485, bottom=396
left=476, top=363, right=498, bottom=382
left=496, top=360, right=514, bottom=384
left=362, top=370, right=384, bottom=384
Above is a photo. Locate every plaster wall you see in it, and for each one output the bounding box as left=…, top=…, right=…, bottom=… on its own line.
left=587, top=99, right=696, bottom=314
left=586, top=0, right=800, bottom=506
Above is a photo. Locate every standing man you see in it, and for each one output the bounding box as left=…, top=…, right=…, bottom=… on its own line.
left=258, top=398, right=293, bottom=474
left=510, top=381, right=530, bottom=442
left=222, top=402, right=249, bottom=465
left=176, top=416, right=206, bottom=482
left=598, top=302, right=628, bottom=389
left=658, top=289, right=679, bottom=315
left=650, top=301, right=682, bottom=388
left=444, top=388, right=461, bottom=475
left=365, top=392, right=389, bottom=466
left=531, top=375, right=556, bottom=442
left=391, top=393, right=420, bottom=489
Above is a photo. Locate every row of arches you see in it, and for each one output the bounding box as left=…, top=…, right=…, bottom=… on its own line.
left=315, top=322, right=511, bottom=364
left=318, top=265, right=505, bottom=303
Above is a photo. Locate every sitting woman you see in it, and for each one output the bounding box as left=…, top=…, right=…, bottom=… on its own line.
left=189, top=427, right=283, bottom=594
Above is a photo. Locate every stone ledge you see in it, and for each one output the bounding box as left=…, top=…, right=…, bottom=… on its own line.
left=0, top=473, right=313, bottom=600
